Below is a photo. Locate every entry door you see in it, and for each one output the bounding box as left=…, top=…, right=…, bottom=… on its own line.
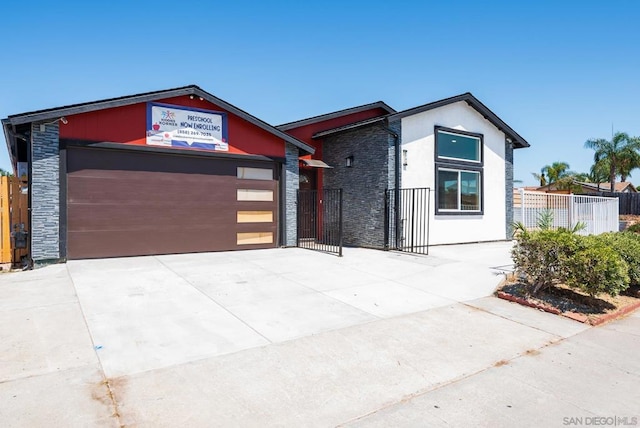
left=298, top=169, right=317, bottom=238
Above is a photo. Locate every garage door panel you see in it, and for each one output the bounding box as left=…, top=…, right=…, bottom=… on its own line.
left=68, top=176, right=239, bottom=204
left=67, top=205, right=236, bottom=231
left=67, top=148, right=239, bottom=176
left=66, top=148, right=278, bottom=259
left=68, top=229, right=237, bottom=259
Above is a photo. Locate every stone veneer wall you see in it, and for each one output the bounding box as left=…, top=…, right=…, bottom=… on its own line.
left=323, top=123, right=396, bottom=248
left=30, top=122, right=60, bottom=262
left=284, top=142, right=299, bottom=246
left=505, top=140, right=514, bottom=239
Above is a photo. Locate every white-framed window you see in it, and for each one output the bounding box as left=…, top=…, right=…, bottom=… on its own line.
left=435, top=126, right=483, bottom=215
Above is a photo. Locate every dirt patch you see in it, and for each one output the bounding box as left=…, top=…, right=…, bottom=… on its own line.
left=497, top=280, right=640, bottom=325
left=620, top=215, right=640, bottom=224
left=92, top=378, right=126, bottom=427
left=620, top=215, right=640, bottom=231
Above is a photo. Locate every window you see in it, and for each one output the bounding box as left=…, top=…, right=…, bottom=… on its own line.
left=237, top=211, right=273, bottom=223
left=435, top=127, right=483, bottom=214
left=437, top=169, right=481, bottom=211
left=237, top=167, right=272, bottom=180
left=436, top=129, right=481, bottom=163
left=237, top=189, right=274, bottom=201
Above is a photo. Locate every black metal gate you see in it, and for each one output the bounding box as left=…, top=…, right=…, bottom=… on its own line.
left=297, top=189, right=343, bottom=256
left=384, top=188, right=431, bottom=255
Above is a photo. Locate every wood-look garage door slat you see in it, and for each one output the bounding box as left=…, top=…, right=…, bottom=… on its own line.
left=66, top=147, right=278, bottom=259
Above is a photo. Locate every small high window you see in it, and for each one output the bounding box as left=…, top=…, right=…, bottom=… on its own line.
left=436, top=129, right=481, bottom=163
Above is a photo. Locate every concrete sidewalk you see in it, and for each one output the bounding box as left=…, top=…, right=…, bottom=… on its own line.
left=0, top=243, right=638, bottom=427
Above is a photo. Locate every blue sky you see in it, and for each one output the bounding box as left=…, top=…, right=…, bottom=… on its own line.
left=1, top=1, right=639, bottom=186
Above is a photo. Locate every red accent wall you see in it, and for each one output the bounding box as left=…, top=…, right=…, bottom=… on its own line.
left=282, top=107, right=390, bottom=192
left=59, top=96, right=285, bottom=157
left=284, top=107, right=390, bottom=159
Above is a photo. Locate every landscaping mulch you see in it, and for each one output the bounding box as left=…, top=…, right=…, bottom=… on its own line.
left=620, top=214, right=640, bottom=232
left=496, top=279, right=640, bottom=326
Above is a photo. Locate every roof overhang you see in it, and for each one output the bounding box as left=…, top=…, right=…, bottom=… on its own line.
left=387, top=93, right=530, bottom=149
left=277, top=101, right=395, bottom=131
left=312, top=117, right=386, bottom=139
left=1, top=119, right=16, bottom=173
left=2, top=85, right=315, bottom=162
left=301, top=159, right=333, bottom=168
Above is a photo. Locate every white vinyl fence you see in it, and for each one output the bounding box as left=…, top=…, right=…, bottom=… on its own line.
left=514, top=190, right=619, bottom=235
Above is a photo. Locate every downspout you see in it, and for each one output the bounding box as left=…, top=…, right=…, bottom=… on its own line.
left=381, top=120, right=400, bottom=248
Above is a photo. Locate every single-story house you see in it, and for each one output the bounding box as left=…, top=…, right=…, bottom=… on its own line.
left=2, top=85, right=529, bottom=264
left=535, top=181, right=637, bottom=194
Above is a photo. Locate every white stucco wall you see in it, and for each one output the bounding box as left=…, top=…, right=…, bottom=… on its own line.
left=400, top=101, right=507, bottom=245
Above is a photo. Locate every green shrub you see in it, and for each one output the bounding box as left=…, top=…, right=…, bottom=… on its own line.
left=564, top=236, right=629, bottom=296
left=625, top=223, right=640, bottom=234
left=598, top=232, right=640, bottom=286
left=512, top=229, right=631, bottom=297
left=511, top=229, right=581, bottom=293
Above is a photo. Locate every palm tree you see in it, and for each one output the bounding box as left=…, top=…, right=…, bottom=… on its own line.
left=532, top=169, right=547, bottom=186
left=585, top=132, right=640, bottom=192
left=617, top=147, right=640, bottom=182
left=544, top=161, right=571, bottom=183
left=532, top=162, right=571, bottom=187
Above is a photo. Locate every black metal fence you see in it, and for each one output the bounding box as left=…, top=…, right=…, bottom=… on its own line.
left=297, top=189, right=343, bottom=256
left=586, top=192, right=640, bottom=215
left=384, top=188, right=431, bottom=255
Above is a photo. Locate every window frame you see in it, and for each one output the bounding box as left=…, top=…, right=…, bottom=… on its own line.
left=434, top=126, right=484, bottom=215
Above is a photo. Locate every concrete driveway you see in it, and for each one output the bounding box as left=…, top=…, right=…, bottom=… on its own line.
left=1, top=242, right=638, bottom=427
left=61, top=243, right=512, bottom=378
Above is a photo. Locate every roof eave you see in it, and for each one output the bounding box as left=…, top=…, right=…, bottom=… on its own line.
left=2, top=119, right=17, bottom=173
left=312, top=117, right=387, bottom=139
left=3, top=85, right=315, bottom=156
left=5, top=86, right=197, bottom=126
left=277, top=101, right=396, bottom=131
left=388, top=93, right=530, bottom=149
left=191, top=88, right=314, bottom=154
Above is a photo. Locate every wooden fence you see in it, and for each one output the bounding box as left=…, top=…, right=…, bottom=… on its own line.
left=0, top=176, right=29, bottom=267
left=586, top=192, right=640, bottom=215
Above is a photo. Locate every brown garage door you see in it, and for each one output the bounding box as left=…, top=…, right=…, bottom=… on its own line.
left=66, top=147, right=278, bottom=259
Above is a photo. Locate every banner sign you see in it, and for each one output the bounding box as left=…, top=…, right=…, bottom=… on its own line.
left=146, top=103, right=228, bottom=151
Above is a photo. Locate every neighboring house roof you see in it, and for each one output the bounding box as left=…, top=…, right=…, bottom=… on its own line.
left=535, top=180, right=637, bottom=193
left=276, top=101, right=396, bottom=131
left=387, top=92, right=530, bottom=149
left=2, top=85, right=315, bottom=161
left=574, top=181, right=637, bottom=193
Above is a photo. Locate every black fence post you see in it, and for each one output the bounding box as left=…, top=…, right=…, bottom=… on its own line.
left=338, top=189, right=343, bottom=257
left=383, top=189, right=390, bottom=250
left=296, top=190, right=300, bottom=248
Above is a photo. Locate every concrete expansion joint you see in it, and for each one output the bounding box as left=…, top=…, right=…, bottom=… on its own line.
left=152, top=255, right=275, bottom=344
left=460, top=300, right=587, bottom=340
left=337, top=335, right=563, bottom=428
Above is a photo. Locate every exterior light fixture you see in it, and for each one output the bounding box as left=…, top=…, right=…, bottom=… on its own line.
left=402, top=149, right=408, bottom=167
left=39, top=117, right=68, bottom=132
left=345, top=156, right=354, bottom=167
